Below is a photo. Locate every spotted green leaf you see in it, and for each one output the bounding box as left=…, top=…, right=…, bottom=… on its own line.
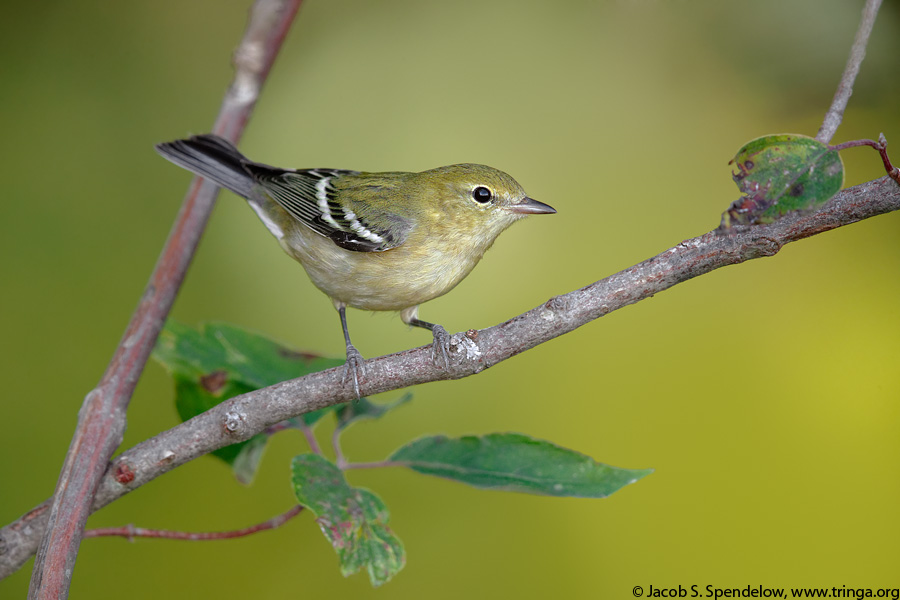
left=291, top=454, right=404, bottom=587
left=721, top=133, right=844, bottom=227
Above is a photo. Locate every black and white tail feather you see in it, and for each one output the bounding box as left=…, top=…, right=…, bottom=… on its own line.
left=155, top=134, right=260, bottom=198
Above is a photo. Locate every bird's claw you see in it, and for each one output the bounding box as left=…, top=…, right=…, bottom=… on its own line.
left=342, top=344, right=367, bottom=399
left=430, top=325, right=451, bottom=369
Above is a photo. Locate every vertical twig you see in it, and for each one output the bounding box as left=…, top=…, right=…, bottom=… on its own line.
left=816, top=0, right=883, bottom=144
left=27, top=1, right=304, bottom=598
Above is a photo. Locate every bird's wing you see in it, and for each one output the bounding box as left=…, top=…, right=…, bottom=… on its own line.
left=243, top=164, right=410, bottom=253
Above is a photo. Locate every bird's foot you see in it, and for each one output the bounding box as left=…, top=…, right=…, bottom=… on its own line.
left=342, top=344, right=367, bottom=399
left=431, top=325, right=451, bottom=369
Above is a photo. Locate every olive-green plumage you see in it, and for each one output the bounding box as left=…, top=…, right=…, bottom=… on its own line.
left=155, top=134, right=555, bottom=395
left=267, top=164, right=544, bottom=311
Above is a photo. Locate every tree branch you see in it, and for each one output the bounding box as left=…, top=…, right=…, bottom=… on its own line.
left=3, top=174, right=898, bottom=581
left=816, top=0, right=882, bottom=144
left=26, top=1, right=303, bottom=598
left=6, top=0, right=894, bottom=589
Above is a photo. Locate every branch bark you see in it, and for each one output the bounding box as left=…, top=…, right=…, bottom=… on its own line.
left=3, top=174, right=898, bottom=581
left=26, top=1, right=303, bottom=598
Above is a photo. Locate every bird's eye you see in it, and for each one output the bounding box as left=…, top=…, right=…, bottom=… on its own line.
left=472, top=186, right=493, bottom=204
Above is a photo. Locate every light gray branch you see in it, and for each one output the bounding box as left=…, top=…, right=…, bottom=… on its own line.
left=816, top=0, right=883, bottom=144
left=3, top=175, right=898, bottom=581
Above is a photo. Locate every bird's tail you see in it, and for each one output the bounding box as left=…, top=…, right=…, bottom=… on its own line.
left=155, top=134, right=256, bottom=198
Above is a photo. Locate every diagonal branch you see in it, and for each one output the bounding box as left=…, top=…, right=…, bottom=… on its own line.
left=816, top=0, right=883, bottom=144
left=26, top=1, right=304, bottom=598
left=3, top=174, right=898, bottom=581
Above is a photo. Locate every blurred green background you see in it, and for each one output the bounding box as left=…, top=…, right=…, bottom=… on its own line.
left=2, top=0, right=899, bottom=597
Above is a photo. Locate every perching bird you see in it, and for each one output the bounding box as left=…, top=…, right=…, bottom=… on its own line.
left=155, top=134, right=556, bottom=396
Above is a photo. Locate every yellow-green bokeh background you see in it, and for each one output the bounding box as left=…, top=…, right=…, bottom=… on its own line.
left=3, top=0, right=899, bottom=597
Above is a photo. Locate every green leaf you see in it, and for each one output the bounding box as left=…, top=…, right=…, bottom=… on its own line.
left=720, top=133, right=844, bottom=227
left=335, top=394, right=412, bottom=432
left=154, top=320, right=342, bottom=388
left=170, top=375, right=258, bottom=467
left=291, top=454, right=404, bottom=587
left=389, top=433, right=651, bottom=498
left=152, top=320, right=345, bottom=480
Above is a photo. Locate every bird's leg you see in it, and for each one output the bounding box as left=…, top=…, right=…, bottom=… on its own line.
left=338, top=304, right=365, bottom=398
left=400, top=306, right=450, bottom=368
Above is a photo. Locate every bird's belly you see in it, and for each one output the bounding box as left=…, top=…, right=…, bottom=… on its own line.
left=280, top=226, right=479, bottom=312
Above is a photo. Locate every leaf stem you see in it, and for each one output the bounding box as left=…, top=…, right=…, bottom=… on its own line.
left=299, top=424, right=323, bottom=455
left=332, top=427, right=347, bottom=469
left=342, top=461, right=403, bottom=471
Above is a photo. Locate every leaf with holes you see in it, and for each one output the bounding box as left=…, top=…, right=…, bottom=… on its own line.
left=720, top=134, right=844, bottom=228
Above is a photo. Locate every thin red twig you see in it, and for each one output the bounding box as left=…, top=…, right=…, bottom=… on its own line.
left=830, top=135, right=900, bottom=184
left=84, top=505, right=304, bottom=542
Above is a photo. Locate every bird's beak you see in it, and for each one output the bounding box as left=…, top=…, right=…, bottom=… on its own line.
left=508, top=197, right=557, bottom=215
